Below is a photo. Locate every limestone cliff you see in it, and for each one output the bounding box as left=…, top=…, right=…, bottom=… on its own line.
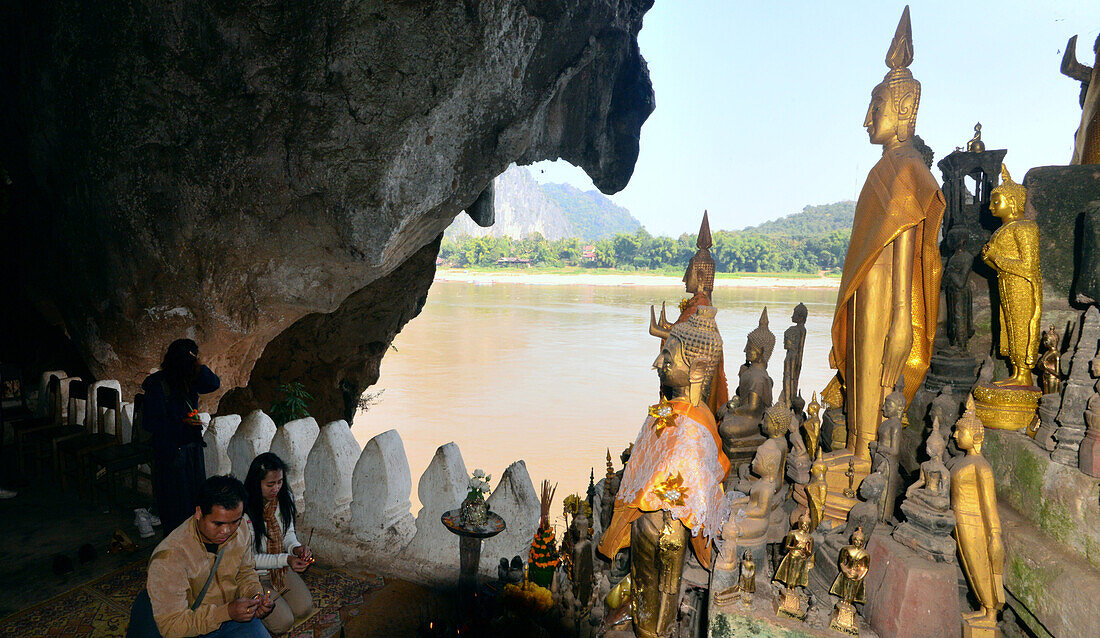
left=0, top=0, right=655, bottom=422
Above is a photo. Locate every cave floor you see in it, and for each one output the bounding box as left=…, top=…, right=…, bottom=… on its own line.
left=0, top=447, right=160, bottom=619
left=0, top=446, right=450, bottom=636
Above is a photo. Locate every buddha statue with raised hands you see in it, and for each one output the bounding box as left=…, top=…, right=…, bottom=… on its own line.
left=981, top=165, right=1042, bottom=388
left=598, top=306, right=730, bottom=638
left=822, top=5, right=945, bottom=524
left=650, top=211, right=729, bottom=416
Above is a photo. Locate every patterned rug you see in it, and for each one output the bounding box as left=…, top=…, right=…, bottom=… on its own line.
left=0, top=560, right=383, bottom=638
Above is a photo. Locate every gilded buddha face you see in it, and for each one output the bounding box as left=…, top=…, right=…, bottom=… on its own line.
left=654, top=335, right=691, bottom=391
left=989, top=191, right=1019, bottom=221
left=683, top=258, right=701, bottom=294
left=864, top=83, right=915, bottom=148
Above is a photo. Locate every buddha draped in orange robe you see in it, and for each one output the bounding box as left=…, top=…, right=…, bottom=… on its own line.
left=829, top=144, right=945, bottom=410
left=597, top=399, right=730, bottom=568
left=674, top=292, right=730, bottom=416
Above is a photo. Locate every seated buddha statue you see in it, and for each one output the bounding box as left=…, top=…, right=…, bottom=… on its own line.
left=598, top=306, right=729, bottom=638
left=719, top=308, right=774, bottom=471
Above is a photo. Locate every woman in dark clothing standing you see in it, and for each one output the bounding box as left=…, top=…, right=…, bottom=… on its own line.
left=142, top=339, right=220, bottom=536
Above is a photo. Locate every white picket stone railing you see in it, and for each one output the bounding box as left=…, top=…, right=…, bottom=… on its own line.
left=303, top=420, right=360, bottom=526
left=350, top=429, right=416, bottom=547
left=400, top=442, right=469, bottom=580
left=270, top=417, right=320, bottom=503
left=482, top=460, right=540, bottom=568
left=204, top=414, right=242, bottom=477
left=229, top=410, right=277, bottom=479
left=87, top=379, right=122, bottom=432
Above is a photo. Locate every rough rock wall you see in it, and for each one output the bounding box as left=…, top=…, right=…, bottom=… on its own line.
left=0, top=0, right=655, bottom=411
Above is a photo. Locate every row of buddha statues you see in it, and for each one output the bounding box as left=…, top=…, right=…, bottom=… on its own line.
left=593, top=7, right=1036, bottom=638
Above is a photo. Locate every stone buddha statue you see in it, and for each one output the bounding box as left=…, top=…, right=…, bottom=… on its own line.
left=650, top=211, right=729, bottom=416
left=893, top=417, right=956, bottom=563
left=598, top=306, right=730, bottom=638
left=715, top=444, right=780, bottom=572
left=823, top=6, right=946, bottom=524
left=1061, top=33, right=1100, bottom=165
left=719, top=308, right=774, bottom=471
left=951, top=398, right=1005, bottom=634
left=782, top=303, right=808, bottom=405
left=981, top=165, right=1042, bottom=388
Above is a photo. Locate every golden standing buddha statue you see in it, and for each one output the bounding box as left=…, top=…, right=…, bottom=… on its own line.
left=973, top=165, right=1043, bottom=431
left=650, top=211, right=729, bottom=415
left=982, top=165, right=1042, bottom=387
left=951, top=398, right=1005, bottom=637
left=822, top=6, right=946, bottom=525
left=829, top=526, right=871, bottom=636
left=772, top=512, right=814, bottom=620
left=599, top=306, right=730, bottom=638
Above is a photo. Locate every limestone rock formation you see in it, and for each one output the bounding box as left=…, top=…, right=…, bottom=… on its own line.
left=0, top=0, right=656, bottom=424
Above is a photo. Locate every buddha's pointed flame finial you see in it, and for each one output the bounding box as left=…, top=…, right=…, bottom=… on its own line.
left=885, top=6, right=913, bottom=72
left=697, top=210, right=712, bottom=251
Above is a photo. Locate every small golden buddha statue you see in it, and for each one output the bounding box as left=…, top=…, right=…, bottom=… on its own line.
left=598, top=306, right=730, bottom=638
left=1038, top=325, right=1062, bottom=395
left=981, top=165, right=1042, bottom=388
left=772, top=512, right=814, bottom=621
left=737, top=550, right=756, bottom=604
left=829, top=526, right=870, bottom=636
left=806, top=450, right=828, bottom=533
left=650, top=211, right=729, bottom=416
left=823, top=6, right=946, bottom=524
left=804, top=392, right=822, bottom=462
left=951, top=397, right=1005, bottom=636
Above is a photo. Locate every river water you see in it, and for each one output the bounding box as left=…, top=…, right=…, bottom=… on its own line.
left=352, top=280, right=839, bottom=516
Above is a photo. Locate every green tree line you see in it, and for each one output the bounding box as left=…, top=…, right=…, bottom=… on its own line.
left=440, top=227, right=851, bottom=274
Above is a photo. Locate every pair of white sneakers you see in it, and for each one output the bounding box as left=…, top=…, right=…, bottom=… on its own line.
left=134, top=508, right=162, bottom=538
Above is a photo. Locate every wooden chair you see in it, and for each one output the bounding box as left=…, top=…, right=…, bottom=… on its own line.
left=89, top=394, right=154, bottom=509
left=59, top=385, right=122, bottom=495
left=49, top=379, right=89, bottom=475
left=14, top=373, right=64, bottom=475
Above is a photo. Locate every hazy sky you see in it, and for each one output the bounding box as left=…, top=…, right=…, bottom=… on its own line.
left=530, top=1, right=1100, bottom=237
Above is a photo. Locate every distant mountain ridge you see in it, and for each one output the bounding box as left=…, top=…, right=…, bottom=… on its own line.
left=741, top=201, right=855, bottom=236
left=446, top=165, right=641, bottom=240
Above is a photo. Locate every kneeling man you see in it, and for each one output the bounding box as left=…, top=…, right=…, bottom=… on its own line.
left=129, top=475, right=274, bottom=638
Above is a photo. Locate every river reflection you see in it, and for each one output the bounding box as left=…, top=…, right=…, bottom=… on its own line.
left=353, top=280, right=838, bottom=513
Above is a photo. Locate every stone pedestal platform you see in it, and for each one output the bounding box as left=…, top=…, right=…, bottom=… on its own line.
left=1033, top=393, right=1060, bottom=451
left=1079, top=427, right=1100, bottom=477
left=863, top=532, right=961, bottom=638
left=924, top=351, right=980, bottom=396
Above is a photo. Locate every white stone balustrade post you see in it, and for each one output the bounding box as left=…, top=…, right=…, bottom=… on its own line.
left=119, top=402, right=135, bottom=443
left=270, top=417, right=320, bottom=502
left=36, top=370, right=67, bottom=417
left=203, top=414, right=242, bottom=477
left=229, top=410, right=276, bottom=479
left=349, top=429, right=416, bottom=548
left=303, top=421, right=360, bottom=528
left=401, top=442, right=469, bottom=578
left=86, top=380, right=122, bottom=432
left=481, top=460, right=540, bottom=572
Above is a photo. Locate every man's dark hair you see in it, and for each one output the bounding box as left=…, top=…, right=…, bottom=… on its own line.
left=197, top=475, right=248, bottom=516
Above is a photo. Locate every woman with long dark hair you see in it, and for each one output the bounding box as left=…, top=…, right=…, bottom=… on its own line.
left=244, top=452, right=314, bottom=634
left=141, top=338, right=220, bottom=536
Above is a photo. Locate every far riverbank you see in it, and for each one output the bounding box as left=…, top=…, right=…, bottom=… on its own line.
left=435, top=267, right=841, bottom=288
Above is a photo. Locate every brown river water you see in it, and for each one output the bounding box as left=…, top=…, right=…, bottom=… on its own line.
left=352, top=279, right=839, bottom=520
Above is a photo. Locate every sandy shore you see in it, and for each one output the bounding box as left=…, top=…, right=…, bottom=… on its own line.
left=434, top=268, right=840, bottom=288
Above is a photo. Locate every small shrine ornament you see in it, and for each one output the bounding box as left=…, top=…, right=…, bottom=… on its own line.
left=649, top=398, right=677, bottom=437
